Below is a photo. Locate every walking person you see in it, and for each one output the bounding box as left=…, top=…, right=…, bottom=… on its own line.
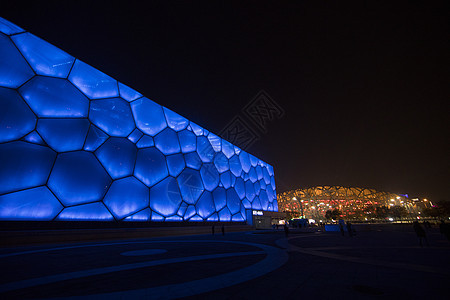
left=221, top=225, right=225, bottom=236
left=212, top=225, right=215, bottom=236
left=346, top=221, right=353, bottom=237
left=413, top=221, right=428, bottom=247
left=284, top=224, right=289, bottom=237
left=338, top=219, right=345, bottom=236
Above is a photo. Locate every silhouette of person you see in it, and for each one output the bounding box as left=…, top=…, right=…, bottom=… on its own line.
left=212, top=225, right=215, bottom=236
left=221, top=225, right=225, bottom=235
left=413, top=221, right=428, bottom=247
left=338, top=219, right=345, bottom=236
left=284, top=224, right=289, bottom=237
left=347, top=222, right=353, bottom=237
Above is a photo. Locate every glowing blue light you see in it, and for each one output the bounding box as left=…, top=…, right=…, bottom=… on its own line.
left=37, top=118, right=90, bottom=152
left=0, top=141, right=56, bottom=195
left=249, top=154, right=258, bottom=167
left=118, top=82, right=142, bottom=102
left=12, top=33, right=75, bottom=78
left=245, top=180, right=256, bottom=202
left=222, top=140, right=234, bottom=158
left=128, top=128, right=143, bottom=143
left=177, top=202, right=188, bottom=217
left=200, top=163, right=220, bottom=192
left=150, top=177, right=182, bottom=217
left=166, top=215, right=183, bottom=221
left=242, top=198, right=251, bottom=209
left=190, top=215, right=203, bottom=221
left=177, top=168, right=204, bottom=204
left=184, top=152, right=202, bottom=170
left=20, top=76, right=89, bottom=117
left=207, top=213, right=219, bottom=221
left=196, top=191, right=215, bottom=219
left=163, top=107, right=189, bottom=131
left=239, top=152, right=251, bottom=173
left=248, top=167, right=258, bottom=183
left=0, top=87, right=36, bottom=143
left=124, top=208, right=151, bottom=221
left=136, top=135, right=154, bottom=148
left=213, top=187, right=227, bottom=211
left=252, top=197, right=262, bottom=210
left=95, top=138, right=137, bottom=179
left=134, top=147, right=168, bottom=187
left=220, top=171, right=233, bottom=189
left=151, top=212, right=165, bottom=221
left=263, top=167, right=271, bottom=184
left=232, top=213, right=244, bottom=222
left=90, top=98, right=135, bottom=137
left=103, top=177, right=149, bottom=220
left=234, top=178, right=246, bottom=199
left=69, top=60, right=118, bottom=99
left=0, top=33, right=34, bottom=88
left=178, top=130, right=196, bottom=153
left=218, top=207, right=231, bottom=222
left=48, top=151, right=111, bottom=206
left=254, top=181, right=261, bottom=195
left=229, top=155, right=242, bottom=177
left=84, top=125, right=108, bottom=151
left=259, top=179, right=267, bottom=190
left=227, top=189, right=241, bottom=215
left=131, top=97, right=167, bottom=136
left=259, top=190, right=269, bottom=210
left=0, top=17, right=25, bottom=35
left=207, top=133, right=221, bottom=152
left=0, top=187, right=63, bottom=220
left=154, top=128, right=181, bottom=155
left=166, top=154, right=185, bottom=177
left=184, top=205, right=196, bottom=219
left=256, top=165, right=263, bottom=180
left=57, top=202, right=114, bottom=221
left=189, top=122, right=204, bottom=136
left=23, top=131, right=45, bottom=145
left=197, top=136, right=214, bottom=163
left=213, top=152, right=229, bottom=173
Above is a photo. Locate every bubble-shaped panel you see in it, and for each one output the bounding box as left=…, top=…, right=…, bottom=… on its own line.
left=12, top=33, right=75, bottom=78
left=128, top=128, right=143, bottom=143
left=84, top=125, right=108, bottom=151
left=200, top=163, right=220, bottom=192
left=96, top=138, right=137, bottom=179
left=124, top=208, right=151, bottom=221
left=222, top=140, right=234, bottom=158
left=229, top=155, right=242, bottom=177
left=227, top=189, right=241, bottom=215
left=184, top=152, right=202, bottom=170
left=136, top=135, right=154, bottom=148
left=207, top=133, right=221, bottom=152
left=90, top=98, right=135, bottom=137
left=20, top=76, right=89, bottom=117
left=178, top=130, right=196, bottom=153
left=134, top=147, right=168, bottom=187
left=242, top=198, right=252, bottom=209
left=68, top=60, right=118, bottom=99
left=213, top=152, right=229, bottom=173
left=239, top=152, right=251, bottom=173
left=177, top=168, right=204, bottom=205
left=0, top=87, right=36, bottom=143
left=263, top=167, right=271, bottom=185
left=166, top=154, right=185, bottom=177
left=0, top=187, right=62, bottom=220
left=184, top=205, right=196, bottom=220
left=150, top=176, right=182, bottom=217
left=163, top=107, right=188, bottom=131
left=0, top=17, right=25, bottom=35
left=220, top=171, right=233, bottom=189
left=23, top=131, right=45, bottom=145
left=103, top=177, right=149, bottom=220
left=234, top=177, right=246, bottom=199
left=48, top=151, right=111, bottom=206
left=37, top=119, right=90, bottom=152
left=0, top=141, right=56, bottom=195
left=245, top=180, right=256, bottom=202
left=259, top=190, right=269, bottom=211
left=131, top=97, right=167, bottom=136
left=218, top=207, right=231, bottom=222
left=232, top=213, right=244, bottom=222
left=249, top=155, right=259, bottom=167
left=118, top=82, right=142, bottom=102
left=252, top=197, right=262, bottom=210
left=213, top=187, right=227, bottom=211
left=177, top=202, right=188, bottom=217
left=249, top=167, right=258, bottom=183
left=154, top=128, right=181, bottom=155
left=151, top=212, right=165, bottom=221
left=207, top=213, right=219, bottom=221
left=190, top=122, right=204, bottom=136
left=57, top=202, right=114, bottom=221
left=256, top=165, right=263, bottom=180
left=197, top=136, right=215, bottom=163
left=196, top=191, right=215, bottom=219
left=0, top=33, right=34, bottom=88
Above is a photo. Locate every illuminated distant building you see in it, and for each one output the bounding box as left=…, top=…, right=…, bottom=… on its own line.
left=278, top=186, right=431, bottom=221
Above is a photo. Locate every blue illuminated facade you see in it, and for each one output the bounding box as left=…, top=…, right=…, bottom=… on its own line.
left=0, top=17, right=278, bottom=222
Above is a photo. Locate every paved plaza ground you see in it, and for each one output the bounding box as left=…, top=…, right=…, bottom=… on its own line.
left=0, top=224, right=448, bottom=299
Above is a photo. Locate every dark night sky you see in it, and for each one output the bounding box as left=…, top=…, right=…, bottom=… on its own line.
left=3, top=1, right=449, bottom=201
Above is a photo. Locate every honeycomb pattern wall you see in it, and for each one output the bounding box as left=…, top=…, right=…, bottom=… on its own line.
left=0, top=17, right=278, bottom=222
